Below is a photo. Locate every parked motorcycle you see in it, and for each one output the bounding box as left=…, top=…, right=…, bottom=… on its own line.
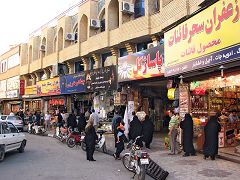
left=28, top=122, right=46, bottom=135
left=81, top=130, right=107, bottom=153
left=67, top=129, right=83, bottom=148
left=122, top=136, right=149, bottom=180
left=56, top=126, right=69, bottom=143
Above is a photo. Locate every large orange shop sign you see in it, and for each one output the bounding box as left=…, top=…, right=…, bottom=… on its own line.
left=165, top=0, right=240, bottom=76
left=36, top=77, right=60, bottom=96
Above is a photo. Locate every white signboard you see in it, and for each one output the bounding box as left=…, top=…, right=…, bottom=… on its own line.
left=7, top=76, right=19, bottom=91
left=6, top=90, right=19, bottom=98
left=0, top=80, right=7, bottom=92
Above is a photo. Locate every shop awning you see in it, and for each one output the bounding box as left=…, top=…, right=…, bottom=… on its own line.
left=8, top=101, right=22, bottom=105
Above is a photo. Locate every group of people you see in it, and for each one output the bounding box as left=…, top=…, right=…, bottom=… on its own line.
left=112, top=111, right=154, bottom=160
left=168, top=110, right=221, bottom=160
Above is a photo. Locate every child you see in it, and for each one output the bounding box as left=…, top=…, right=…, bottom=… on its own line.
left=116, top=122, right=125, bottom=143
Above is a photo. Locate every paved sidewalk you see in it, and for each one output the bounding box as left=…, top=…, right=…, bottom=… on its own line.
left=105, top=133, right=240, bottom=180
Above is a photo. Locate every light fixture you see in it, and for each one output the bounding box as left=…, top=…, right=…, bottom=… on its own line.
left=178, top=75, right=184, bottom=84
left=219, top=65, right=226, bottom=78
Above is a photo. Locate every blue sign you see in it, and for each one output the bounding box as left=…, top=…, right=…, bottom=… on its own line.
left=60, top=72, right=85, bottom=94
left=165, top=44, right=240, bottom=76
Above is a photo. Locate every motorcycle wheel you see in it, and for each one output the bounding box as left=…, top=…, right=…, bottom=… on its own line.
left=138, top=164, right=146, bottom=180
left=122, top=154, right=135, bottom=172
left=102, top=143, right=107, bottom=153
left=67, top=137, right=76, bottom=148
left=81, top=142, right=86, bottom=151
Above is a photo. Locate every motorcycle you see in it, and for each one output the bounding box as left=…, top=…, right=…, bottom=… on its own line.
left=28, top=121, right=46, bottom=135
left=81, top=130, right=107, bottom=153
left=122, top=136, right=149, bottom=180
left=56, top=126, right=69, bottom=143
left=66, top=129, right=84, bottom=148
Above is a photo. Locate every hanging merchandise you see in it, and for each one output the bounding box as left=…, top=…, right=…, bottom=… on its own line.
left=167, top=88, right=176, bottom=100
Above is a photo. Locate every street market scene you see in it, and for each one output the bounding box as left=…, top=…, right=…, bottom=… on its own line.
left=1, top=0, right=240, bottom=180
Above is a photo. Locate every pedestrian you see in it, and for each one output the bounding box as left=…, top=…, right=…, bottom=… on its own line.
left=203, top=115, right=221, bottom=160
left=44, top=111, right=51, bottom=131
left=90, top=109, right=99, bottom=131
left=85, top=108, right=91, bottom=120
left=128, top=111, right=143, bottom=147
left=35, top=111, right=41, bottom=126
left=142, top=115, right=154, bottom=149
left=67, top=113, right=77, bottom=132
left=112, top=110, right=122, bottom=145
left=113, top=119, right=125, bottom=160
left=168, top=110, right=180, bottom=155
left=78, top=113, right=87, bottom=133
left=228, top=109, right=239, bottom=123
left=85, top=120, right=98, bottom=161
left=57, top=111, right=64, bottom=128
left=180, top=113, right=196, bottom=157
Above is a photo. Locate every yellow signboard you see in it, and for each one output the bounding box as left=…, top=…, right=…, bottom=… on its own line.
left=36, top=77, right=60, bottom=96
left=25, top=85, right=37, bottom=95
left=165, top=0, right=240, bottom=76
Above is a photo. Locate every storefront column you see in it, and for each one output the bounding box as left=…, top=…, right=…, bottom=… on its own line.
left=125, top=43, right=136, bottom=54
left=92, top=53, right=101, bottom=69
left=66, top=95, right=73, bottom=113
left=34, top=72, right=41, bottom=82
left=43, top=68, right=51, bottom=79
left=81, top=57, right=89, bottom=71
left=66, top=61, right=75, bottom=74
left=30, top=74, right=37, bottom=85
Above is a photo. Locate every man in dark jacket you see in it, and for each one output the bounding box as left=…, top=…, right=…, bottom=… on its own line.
left=128, top=111, right=143, bottom=147
left=78, top=113, right=87, bottom=133
left=142, top=115, right=154, bottom=149
left=67, top=113, right=77, bottom=131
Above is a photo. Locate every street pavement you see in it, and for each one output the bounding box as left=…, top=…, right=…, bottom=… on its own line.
left=0, top=133, right=152, bottom=180
left=1, top=133, right=240, bottom=180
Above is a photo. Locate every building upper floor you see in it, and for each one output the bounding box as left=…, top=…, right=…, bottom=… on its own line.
left=1, top=0, right=209, bottom=83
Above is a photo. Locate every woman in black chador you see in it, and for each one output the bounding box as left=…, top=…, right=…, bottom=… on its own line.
left=180, top=114, right=196, bottom=156
left=77, top=113, right=86, bottom=133
left=142, top=115, right=154, bottom=149
left=203, top=115, right=221, bottom=160
left=85, top=120, right=98, bottom=161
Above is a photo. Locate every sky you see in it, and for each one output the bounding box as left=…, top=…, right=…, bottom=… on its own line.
left=0, top=0, right=81, bottom=55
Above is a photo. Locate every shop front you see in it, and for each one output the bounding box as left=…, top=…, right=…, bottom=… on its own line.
left=22, top=85, right=42, bottom=112
left=118, top=44, right=166, bottom=131
left=36, top=77, right=63, bottom=114
left=60, top=72, right=86, bottom=115
left=85, top=65, right=117, bottom=132
left=164, top=0, right=240, bottom=153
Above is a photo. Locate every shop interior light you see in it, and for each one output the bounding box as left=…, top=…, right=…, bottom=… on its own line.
left=219, top=65, right=226, bottom=78
left=178, top=75, right=184, bottom=84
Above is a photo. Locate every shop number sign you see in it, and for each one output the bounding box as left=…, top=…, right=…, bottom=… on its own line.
left=179, top=84, right=190, bottom=119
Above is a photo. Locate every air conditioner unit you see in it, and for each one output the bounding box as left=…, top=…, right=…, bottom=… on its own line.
left=65, top=33, right=75, bottom=41
left=40, top=44, right=46, bottom=51
left=147, top=42, right=158, bottom=49
left=90, top=19, right=101, bottom=29
left=121, top=1, right=134, bottom=14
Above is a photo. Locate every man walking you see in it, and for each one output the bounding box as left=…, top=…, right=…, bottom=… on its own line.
left=90, top=109, right=99, bottom=131
left=44, top=111, right=51, bottom=131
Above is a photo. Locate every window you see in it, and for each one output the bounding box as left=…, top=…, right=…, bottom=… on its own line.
left=101, top=52, right=112, bottom=67
left=100, top=19, right=105, bottom=32
left=7, top=116, right=21, bottom=121
left=1, top=60, right=8, bottom=73
left=134, top=0, right=145, bottom=18
left=1, top=123, right=10, bottom=134
left=8, top=123, right=18, bottom=133
left=0, top=116, right=7, bottom=120
left=119, top=48, right=128, bottom=57
left=75, top=61, right=84, bottom=73
left=137, top=42, right=148, bottom=52
left=90, top=57, right=95, bottom=70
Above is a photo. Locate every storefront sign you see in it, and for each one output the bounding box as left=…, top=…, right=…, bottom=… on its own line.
left=25, top=85, right=37, bottom=95
left=179, top=84, right=190, bottom=120
left=6, top=90, right=19, bottom=98
left=85, top=66, right=117, bottom=92
left=60, top=72, right=85, bottom=94
left=118, top=45, right=164, bottom=82
left=7, top=76, right=19, bottom=91
left=36, top=77, right=60, bottom=96
left=19, top=80, right=25, bottom=95
left=0, top=80, right=7, bottom=92
left=49, top=99, right=64, bottom=105
left=165, top=0, right=240, bottom=76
